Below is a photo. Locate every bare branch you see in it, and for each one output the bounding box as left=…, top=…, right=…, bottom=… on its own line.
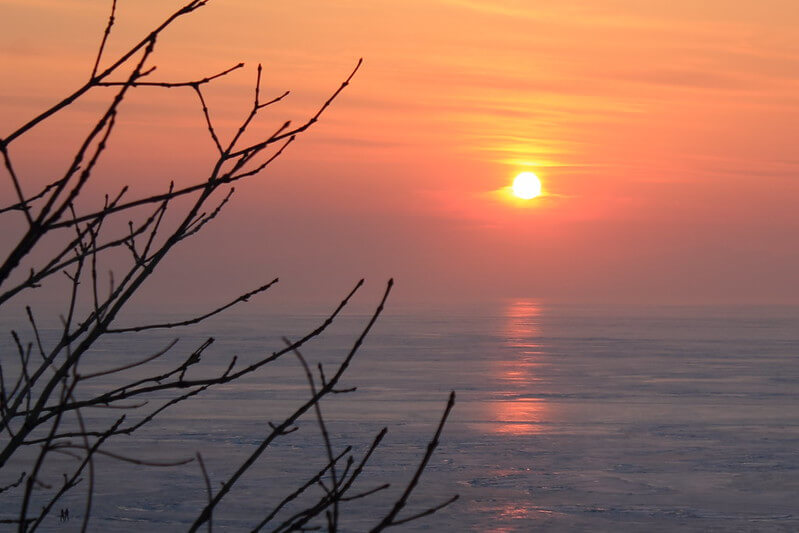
left=0, top=176, right=66, bottom=215
left=188, top=279, right=393, bottom=532
left=51, top=443, right=194, bottom=468
left=182, top=187, right=236, bottom=239
left=387, top=495, right=459, bottom=527
left=107, top=278, right=278, bottom=333
left=252, top=447, right=352, bottom=532
left=196, top=453, right=213, bottom=533
left=19, top=378, right=72, bottom=528
left=369, top=391, right=457, bottom=532
left=79, top=339, right=179, bottom=380
left=96, top=63, right=244, bottom=89
left=92, top=0, right=118, bottom=77
left=0, top=145, right=33, bottom=225
left=229, top=58, right=363, bottom=159
left=0, top=4, right=453, bottom=531
left=193, top=84, right=224, bottom=154
left=287, top=338, right=341, bottom=531
left=1, top=0, right=209, bottom=145
left=339, top=483, right=390, bottom=502
left=26, top=416, right=125, bottom=532
left=0, top=472, right=25, bottom=495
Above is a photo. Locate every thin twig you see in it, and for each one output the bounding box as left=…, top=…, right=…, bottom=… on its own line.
left=0, top=145, right=33, bottom=226
left=25, top=280, right=364, bottom=424
left=228, top=58, right=363, bottom=159
left=388, top=495, right=459, bottom=527
left=251, top=447, right=351, bottom=532
left=92, top=0, right=118, bottom=77
left=188, top=279, right=393, bottom=532
left=0, top=472, right=25, bottom=495
left=107, top=279, right=277, bottom=333
left=51, top=444, right=194, bottom=467
left=2, top=0, right=208, bottom=145
left=78, top=339, right=179, bottom=380
left=96, top=63, right=244, bottom=89
left=286, top=339, right=340, bottom=532
left=369, top=391, right=457, bottom=532
left=196, top=453, right=213, bottom=533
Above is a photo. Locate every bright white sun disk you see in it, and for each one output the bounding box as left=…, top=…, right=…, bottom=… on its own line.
left=512, top=172, right=542, bottom=199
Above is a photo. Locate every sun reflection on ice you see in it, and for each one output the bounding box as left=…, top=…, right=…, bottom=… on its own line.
left=471, top=498, right=561, bottom=533
left=491, top=299, right=550, bottom=436
left=503, top=300, right=543, bottom=349
left=463, top=300, right=557, bottom=528
left=492, top=398, right=548, bottom=435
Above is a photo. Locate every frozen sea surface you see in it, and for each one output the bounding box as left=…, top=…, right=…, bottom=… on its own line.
left=2, top=301, right=799, bottom=531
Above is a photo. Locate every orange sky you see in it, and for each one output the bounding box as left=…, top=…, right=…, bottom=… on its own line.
left=2, top=0, right=798, bottom=308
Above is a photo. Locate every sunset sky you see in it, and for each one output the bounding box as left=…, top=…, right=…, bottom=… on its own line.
left=2, top=0, right=798, bottom=309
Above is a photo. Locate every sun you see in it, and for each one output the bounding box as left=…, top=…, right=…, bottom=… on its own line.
left=511, top=172, right=542, bottom=200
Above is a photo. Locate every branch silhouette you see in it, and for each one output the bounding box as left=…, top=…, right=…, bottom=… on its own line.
left=0, top=2, right=455, bottom=531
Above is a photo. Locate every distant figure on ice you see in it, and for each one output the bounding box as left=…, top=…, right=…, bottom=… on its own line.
left=59, top=508, right=69, bottom=522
